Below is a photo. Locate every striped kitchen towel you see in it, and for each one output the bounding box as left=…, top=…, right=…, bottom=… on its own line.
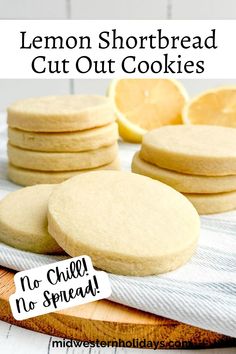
left=0, top=214, right=235, bottom=338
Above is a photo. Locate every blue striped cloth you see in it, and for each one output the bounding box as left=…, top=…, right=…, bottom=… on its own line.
left=0, top=115, right=236, bottom=338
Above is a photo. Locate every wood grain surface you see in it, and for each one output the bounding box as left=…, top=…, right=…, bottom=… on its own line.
left=0, top=267, right=235, bottom=349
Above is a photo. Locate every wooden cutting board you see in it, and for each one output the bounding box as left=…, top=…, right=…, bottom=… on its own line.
left=0, top=267, right=235, bottom=349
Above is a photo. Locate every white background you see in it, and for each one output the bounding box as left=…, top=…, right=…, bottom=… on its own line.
left=0, top=0, right=236, bottom=111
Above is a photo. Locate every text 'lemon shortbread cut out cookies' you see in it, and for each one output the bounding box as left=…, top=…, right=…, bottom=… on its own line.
left=132, top=125, right=236, bottom=214
left=7, top=95, right=120, bottom=186
left=0, top=185, right=63, bottom=254
left=48, top=171, right=200, bottom=276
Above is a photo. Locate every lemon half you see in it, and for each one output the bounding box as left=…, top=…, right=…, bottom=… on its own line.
left=108, top=78, right=188, bottom=143
left=183, top=86, right=236, bottom=127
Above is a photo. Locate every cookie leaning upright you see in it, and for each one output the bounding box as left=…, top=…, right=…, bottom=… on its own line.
left=0, top=185, right=63, bottom=254
left=47, top=171, right=200, bottom=276
left=7, top=95, right=120, bottom=186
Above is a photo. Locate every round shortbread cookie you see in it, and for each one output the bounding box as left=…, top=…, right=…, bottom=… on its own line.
left=8, top=158, right=121, bottom=186
left=8, top=95, right=114, bottom=132
left=0, top=185, right=63, bottom=254
left=185, top=190, right=236, bottom=215
left=132, top=152, right=236, bottom=194
left=141, top=125, right=236, bottom=176
left=8, top=123, right=118, bottom=152
left=48, top=171, right=200, bottom=276
left=8, top=143, right=118, bottom=171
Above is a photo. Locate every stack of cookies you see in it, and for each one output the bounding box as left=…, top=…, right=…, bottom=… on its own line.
left=132, top=125, right=236, bottom=215
left=7, top=95, right=120, bottom=186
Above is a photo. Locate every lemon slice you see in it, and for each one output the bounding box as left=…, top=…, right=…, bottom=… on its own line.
left=183, top=87, right=236, bottom=127
left=108, top=79, right=188, bottom=143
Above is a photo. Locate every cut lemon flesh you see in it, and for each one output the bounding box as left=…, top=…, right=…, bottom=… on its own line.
left=183, top=87, right=236, bottom=127
left=108, top=79, right=188, bottom=143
